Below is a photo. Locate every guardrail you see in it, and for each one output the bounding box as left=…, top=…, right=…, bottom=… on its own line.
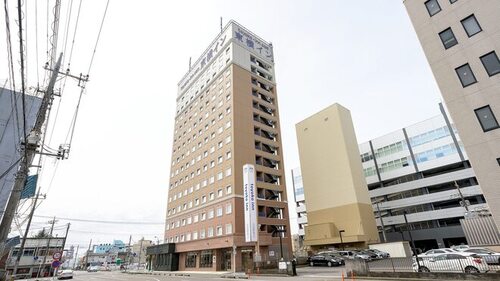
left=367, top=256, right=500, bottom=274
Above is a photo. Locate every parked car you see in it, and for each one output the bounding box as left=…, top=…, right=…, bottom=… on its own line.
left=413, top=253, right=488, bottom=274
left=337, top=250, right=356, bottom=260
left=461, top=247, right=500, bottom=265
left=307, top=254, right=344, bottom=267
left=417, top=248, right=457, bottom=258
left=355, top=250, right=377, bottom=260
left=87, top=266, right=99, bottom=272
left=451, top=245, right=470, bottom=251
left=366, top=249, right=390, bottom=259
left=57, top=270, right=74, bottom=280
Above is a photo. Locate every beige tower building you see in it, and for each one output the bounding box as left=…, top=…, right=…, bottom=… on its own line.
left=405, top=0, right=500, bottom=228
left=166, top=20, right=291, bottom=272
left=295, top=104, right=379, bottom=249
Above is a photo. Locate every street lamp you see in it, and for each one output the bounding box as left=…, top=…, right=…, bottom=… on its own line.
left=403, top=211, right=420, bottom=271
left=339, top=230, right=345, bottom=251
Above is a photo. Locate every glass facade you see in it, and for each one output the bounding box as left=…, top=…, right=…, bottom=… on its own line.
left=409, top=126, right=451, bottom=146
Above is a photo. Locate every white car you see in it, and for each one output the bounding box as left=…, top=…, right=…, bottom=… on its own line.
left=417, top=248, right=457, bottom=258
left=57, top=269, right=74, bottom=280
left=451, top=245, right=470, bottom=251
left=413, top=253, right=488, bottom=274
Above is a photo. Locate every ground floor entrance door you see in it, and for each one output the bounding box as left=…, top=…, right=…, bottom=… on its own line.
left=221, top=249, right=232, bottom=271
left=241, top=250, right=253, bottom=272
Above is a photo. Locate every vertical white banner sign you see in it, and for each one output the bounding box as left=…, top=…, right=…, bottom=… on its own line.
left=243, top=164, right=258, bottom=242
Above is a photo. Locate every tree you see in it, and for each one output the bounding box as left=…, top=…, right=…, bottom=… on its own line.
left=33, top=228, right=50, bottom=238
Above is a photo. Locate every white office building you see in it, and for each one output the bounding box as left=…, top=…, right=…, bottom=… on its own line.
left=292, top=105, right=487, bottom=251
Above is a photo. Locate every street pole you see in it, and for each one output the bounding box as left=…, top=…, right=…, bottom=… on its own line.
left=138, top=238, right=143, bottom=269
left=85, top=239, right=92, bottom=269
left=403, top=211, right=420, bottom=271
left=72, top=245, right=79, bottom=269
left=455, top=181, right=470, bottom=212
left=36, top=217, right=57, bottom=278
left=0, top=53, right=63, bottom=253
left=60, top=223, right=71, bottom=264
left=376, top=202, right=387, bottom=243
left=12, top=190, right=41, bottom=276
left=339, top=230, right=345, bottom=251
left=126, top=235, right=131, bottom=271
left=279, top=231, right=283, bottom=261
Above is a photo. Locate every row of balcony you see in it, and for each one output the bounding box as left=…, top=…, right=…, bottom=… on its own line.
left=250, top=55, right=271, bottom=71
left=253, top=101, right=275, bottom=117
left=251, top=77, right=273, bottom=93
left=255, top=140, right=278, bottom=155
left=256, top=155, right=279, bottom=170
left=252, top=88, right=274, bottom=105
left=254, top=126, right=277, bottom=141
left=253, top=113, right=276, bottom=129
left=251, top=66, right=273, bottom=81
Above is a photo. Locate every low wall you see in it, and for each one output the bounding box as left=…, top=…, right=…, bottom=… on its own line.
left=367, top=271, right=500, bottom=280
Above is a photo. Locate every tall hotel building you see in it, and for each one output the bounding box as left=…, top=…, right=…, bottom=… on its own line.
left=404, top=1, right=500, bottom=229
left=166, top=21, right=291, bottom=272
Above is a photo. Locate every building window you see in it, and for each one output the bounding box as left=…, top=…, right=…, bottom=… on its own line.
left=461, top=14, right=482, bottom=37
left=226, top=185, right=232, bottom=194
left=425, top=0, right=441, bottom=16
left=207, top=227, right=214, bottom=237
left=185, top=252, right=197, bottom=268
left=439, top=28, right=458, bottom=49
left=200, top=250, right=213, bottom=268
left=217, top=207, right=223, bottom=217
left=216, top=225, right=223, bottom=236
left=226, top=203, right=232, bottom=214
left=455, top=63, right=477, bottom=87
left=226, top=223, right=233, bottom=234
left=474, top=105, right=500, bottom=132
left=480, top=51, right=500, bottom=77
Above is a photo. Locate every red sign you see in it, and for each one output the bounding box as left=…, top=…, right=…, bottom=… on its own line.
left=52, top=252, right=62, bottom=260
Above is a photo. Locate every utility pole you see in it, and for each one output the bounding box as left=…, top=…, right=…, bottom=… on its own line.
left=455, top=181, right=470, bottom=212
left=0, top=53, right=63, bottom=252
left=36, top=217, right=57, bottom=278
left=54, top=222, right=71, bottom=276
left=72, top=245, right=79, bottom=269
left=403, top=211, right=420, bottom=271
left=12, top=190, right=41, bottom=276
left=376, top=201, right=387, bottom=243
left=84, top=239, right=92, bottom=269
left=126, top=235, right=131, bottom=271
left=138, top=238, right=144, bottom=269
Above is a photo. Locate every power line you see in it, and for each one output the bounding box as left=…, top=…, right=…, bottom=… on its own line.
left=86, top=0, right=110, bottom=75
left=35, top=0, right=40, bottom=84
left=16, top=0, right=28, bottom=151
left=33, top=215, right=164, bottom=225
left=0, top=157, right=21, bottom=181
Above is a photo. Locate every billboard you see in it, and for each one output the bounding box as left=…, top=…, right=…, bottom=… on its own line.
left=243, top=164, right=258, bottom=242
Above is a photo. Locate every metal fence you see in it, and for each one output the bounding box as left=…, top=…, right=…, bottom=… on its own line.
left=461, top=216, right=500, bottom=246
left=367, top=256, right=500, bottom=274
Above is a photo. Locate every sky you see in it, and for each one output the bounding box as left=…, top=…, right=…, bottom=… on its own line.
left=1, top=0, right=444, bottom=256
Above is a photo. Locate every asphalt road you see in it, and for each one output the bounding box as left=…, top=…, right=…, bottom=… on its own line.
left=19, top=266, right=424, bottom=281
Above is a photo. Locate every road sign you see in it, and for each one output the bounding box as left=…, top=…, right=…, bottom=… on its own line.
left=51, top=260, right=61, bottom=268
left=52, top=251, right=62, bottom=260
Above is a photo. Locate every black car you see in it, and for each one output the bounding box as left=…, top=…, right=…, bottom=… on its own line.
left=307, top=254, right=344, bottom=267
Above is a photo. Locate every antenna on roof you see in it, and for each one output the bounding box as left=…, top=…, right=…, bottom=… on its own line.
left=189, top=57, right=192, bottom=70
left=220, top=17, right=223, bottom=32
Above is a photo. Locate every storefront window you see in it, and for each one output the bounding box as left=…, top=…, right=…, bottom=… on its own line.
left=185, top=252, right=197, bottom=268
left=200, top=250, right=213, bottom=268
